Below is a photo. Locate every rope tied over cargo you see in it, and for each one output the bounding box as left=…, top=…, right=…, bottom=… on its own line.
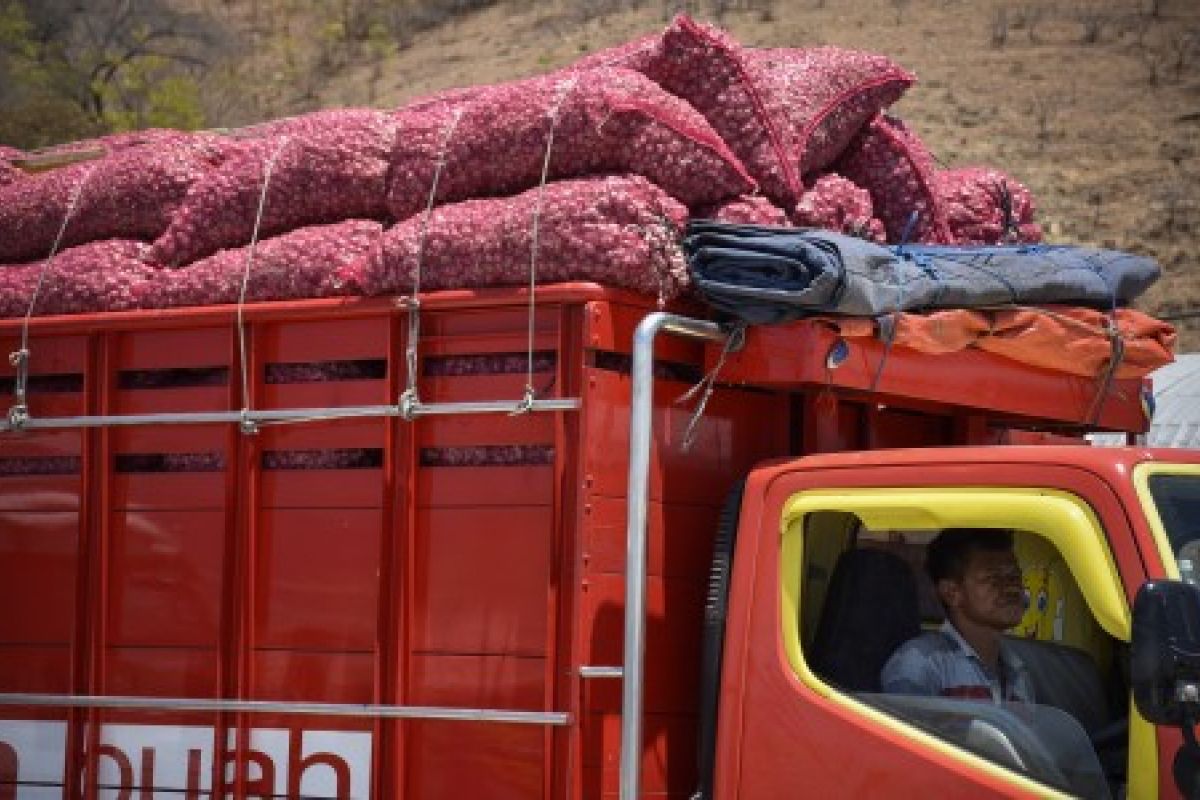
left=514, top=77, right=580, bottom=416
left=676, top=323, right=745, bottom=452
left=400, top=107, right=464, bottom=421
left=7, top=163, right=97, bottom=430
left=1085, top=313, right=1127, bottom=426
left=234, top=136, right=291, bottom=435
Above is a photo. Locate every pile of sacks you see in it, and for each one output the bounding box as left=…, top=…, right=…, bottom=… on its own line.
left=0, top=14, right=1043, bottom=318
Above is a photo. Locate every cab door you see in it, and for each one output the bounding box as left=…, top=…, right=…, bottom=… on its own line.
left=717, top=458, right=1163, bottom=799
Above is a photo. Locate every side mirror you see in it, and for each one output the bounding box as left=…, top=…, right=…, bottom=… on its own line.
left=1131, top=580, right=1200, bottom=726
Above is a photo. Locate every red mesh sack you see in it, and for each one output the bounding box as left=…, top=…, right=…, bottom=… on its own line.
left=344, top=175, right=689, bottom=301
left=0, top=240, right=158, bottom=317
left=568, top=34, right=660, bottom=73
left=793, top=174, right=886, bottom=242
left=834, top=114, right=950, bottom=244
left=742, top=47, right=914, bottom=179
left=150, top=110, right=396, bottom=266
left=0, top=134, right=223, bottom=264
left=148, top=220, right=382, bottom=309
left=599, top=16, right=912, bottom=207
left=386, top=67, right=753, bottom=221
left=44, top=128, right=194, bottom=158
left=700, top=195, right=790, bottom=226
left=933, top=166, right=1043, bottom=245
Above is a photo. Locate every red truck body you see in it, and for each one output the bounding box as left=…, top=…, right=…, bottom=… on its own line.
left=0, top=285, right=1176, bottom=798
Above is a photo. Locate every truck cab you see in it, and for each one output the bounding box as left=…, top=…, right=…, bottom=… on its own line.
left=718, top=447, right=1200, bottom=799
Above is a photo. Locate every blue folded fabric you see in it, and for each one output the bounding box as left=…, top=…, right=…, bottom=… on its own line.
left=684, top=221, right=1161, bottom=325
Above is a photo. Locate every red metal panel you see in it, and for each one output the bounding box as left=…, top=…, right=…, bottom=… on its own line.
left=258, top=421, right=386, bottom=510
left=417, top=465, right=554, bottom=508
left=107, top=510, right=225, bottom=648
left=718, top=319, right=1147, bottom=432
left=0, top=646, right=71, bottom=693
left=103, top=647, right=219, bottom=698
left=584, top=370, right=789, bottom=504
left=580, top=713, right=697, bottom=799
left=417, top=414, right=555, bottom=448
left=259, top=316, right=391, bottom=410
left=424, top=305, right=562, bottom=339
left=109, top=452, right=228, bottom=513
left=405, top=722, right=545, bottom=800
left=584, top=499, right=719, bottom=580
left=250, top=651, right=375, bottom=703
left=0, top=333, right=88, bottom=420
left=255, top=509, right=382, bottom=652
left=409, top=654, right=546, bottom=709
left=0, top=511, right=78, bottom=645
left=412, top=506, right=553, bottom=656
left=865, top=406, right=953, bottom=450
left=578, top=574, right=703, bottom=716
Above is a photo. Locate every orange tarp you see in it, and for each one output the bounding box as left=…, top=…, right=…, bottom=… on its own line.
left=820, top=306, right=1176, bottom=379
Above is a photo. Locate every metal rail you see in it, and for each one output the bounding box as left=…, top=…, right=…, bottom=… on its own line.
left=621, top=313, right=728, bottom=800
left=1, top=397, right=581, bottom=433
left=0, top=693, right=570, bottom=726
left=579, top=666, right=623, bottom=679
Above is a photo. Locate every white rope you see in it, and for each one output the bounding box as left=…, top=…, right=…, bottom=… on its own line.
left=515, top=77, right=579, bottom=416
left=676, top=324, right=745, bottom=452
left=400, top=107, right=465, bottom=421
left=234, top=136, right=291, bottom=435
left=7, top=164, right=97, bottom=429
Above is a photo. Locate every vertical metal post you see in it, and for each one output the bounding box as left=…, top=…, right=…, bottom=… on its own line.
left=620, top=313, right=726, bottom=800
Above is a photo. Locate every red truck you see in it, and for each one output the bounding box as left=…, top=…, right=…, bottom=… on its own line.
left=1, top=284, right=1198, bottom=798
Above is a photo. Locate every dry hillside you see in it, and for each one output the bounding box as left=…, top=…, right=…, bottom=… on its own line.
left=314, top=0, right=1200, bottom=348
left=14, top=0, right=1200, bottom=348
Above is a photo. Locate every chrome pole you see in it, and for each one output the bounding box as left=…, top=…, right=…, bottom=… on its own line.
left=620, top=313, right=727, bottom=800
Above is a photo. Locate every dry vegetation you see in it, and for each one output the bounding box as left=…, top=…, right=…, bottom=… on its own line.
left=5, top=0, right=1200, bottom=347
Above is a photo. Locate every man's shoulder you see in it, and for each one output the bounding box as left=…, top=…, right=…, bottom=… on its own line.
left=890, top=629, right=960, bottom=661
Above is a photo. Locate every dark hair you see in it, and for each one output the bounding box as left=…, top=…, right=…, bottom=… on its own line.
left=926, top=528, right=1015, bottom=584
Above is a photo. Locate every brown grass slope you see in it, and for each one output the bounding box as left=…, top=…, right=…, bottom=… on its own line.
left=162, top=1, right=1200, bottom=349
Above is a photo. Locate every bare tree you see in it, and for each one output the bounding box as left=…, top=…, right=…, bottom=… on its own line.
left=3, top=0, right=225, bottom=127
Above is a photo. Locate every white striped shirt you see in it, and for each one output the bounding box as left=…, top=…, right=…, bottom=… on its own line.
left=880, top=621, right=1035, bottom=704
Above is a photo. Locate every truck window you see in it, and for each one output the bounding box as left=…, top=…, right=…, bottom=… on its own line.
left=1143, top=471, right=1200, bottom=581
left=780, top=491, right=1144, bottom=800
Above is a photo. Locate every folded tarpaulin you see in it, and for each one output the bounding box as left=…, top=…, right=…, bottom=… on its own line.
left=818, top=306, right=1176, bottom=380
left=683, top=221, right=1161, bottom=324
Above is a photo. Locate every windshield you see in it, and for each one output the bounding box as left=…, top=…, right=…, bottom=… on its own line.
left=1145, top=472, right=1200, bottom=582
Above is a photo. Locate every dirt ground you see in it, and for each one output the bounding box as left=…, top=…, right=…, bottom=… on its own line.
left=311, top=0, right=1200, bottom=350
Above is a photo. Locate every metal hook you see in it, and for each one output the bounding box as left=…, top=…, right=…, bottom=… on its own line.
left=510, top=385, right=536, bottom=417
left=238, top=409, right=259, bottom=436
left=398, top=389, right=420, bottom=422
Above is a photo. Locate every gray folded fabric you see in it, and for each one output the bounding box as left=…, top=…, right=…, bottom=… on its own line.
left=684, top=221, right=1161, bottom=324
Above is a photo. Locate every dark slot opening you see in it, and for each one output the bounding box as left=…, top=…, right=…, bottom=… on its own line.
left=265, top=359, right=387, bottom=384
left=0, top=373, right=84, bottom=394
left=262, top=448, right=384, bottom=470
left=115, top=453, right=225, bottom=473
left=424, top=351, right=557, bottom=377
left=0, top=456, right=81, bottom=477
left=118, top=366, right=229, bottom=390
left=419, top=445, right=555, bottom=468
left=591, top=349, right=703, bottom=384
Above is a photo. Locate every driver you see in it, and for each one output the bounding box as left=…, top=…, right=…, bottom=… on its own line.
left=881, top=527, right=1034, bottom=704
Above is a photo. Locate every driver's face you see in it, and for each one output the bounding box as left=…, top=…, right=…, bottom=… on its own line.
left=950, top=548, right=1025, bottom=631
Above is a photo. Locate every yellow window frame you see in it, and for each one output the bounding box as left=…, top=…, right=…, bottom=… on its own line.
left=779, top=486, right=1156, bottom=800
left=1133, top=462, right=1200, bottom=581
